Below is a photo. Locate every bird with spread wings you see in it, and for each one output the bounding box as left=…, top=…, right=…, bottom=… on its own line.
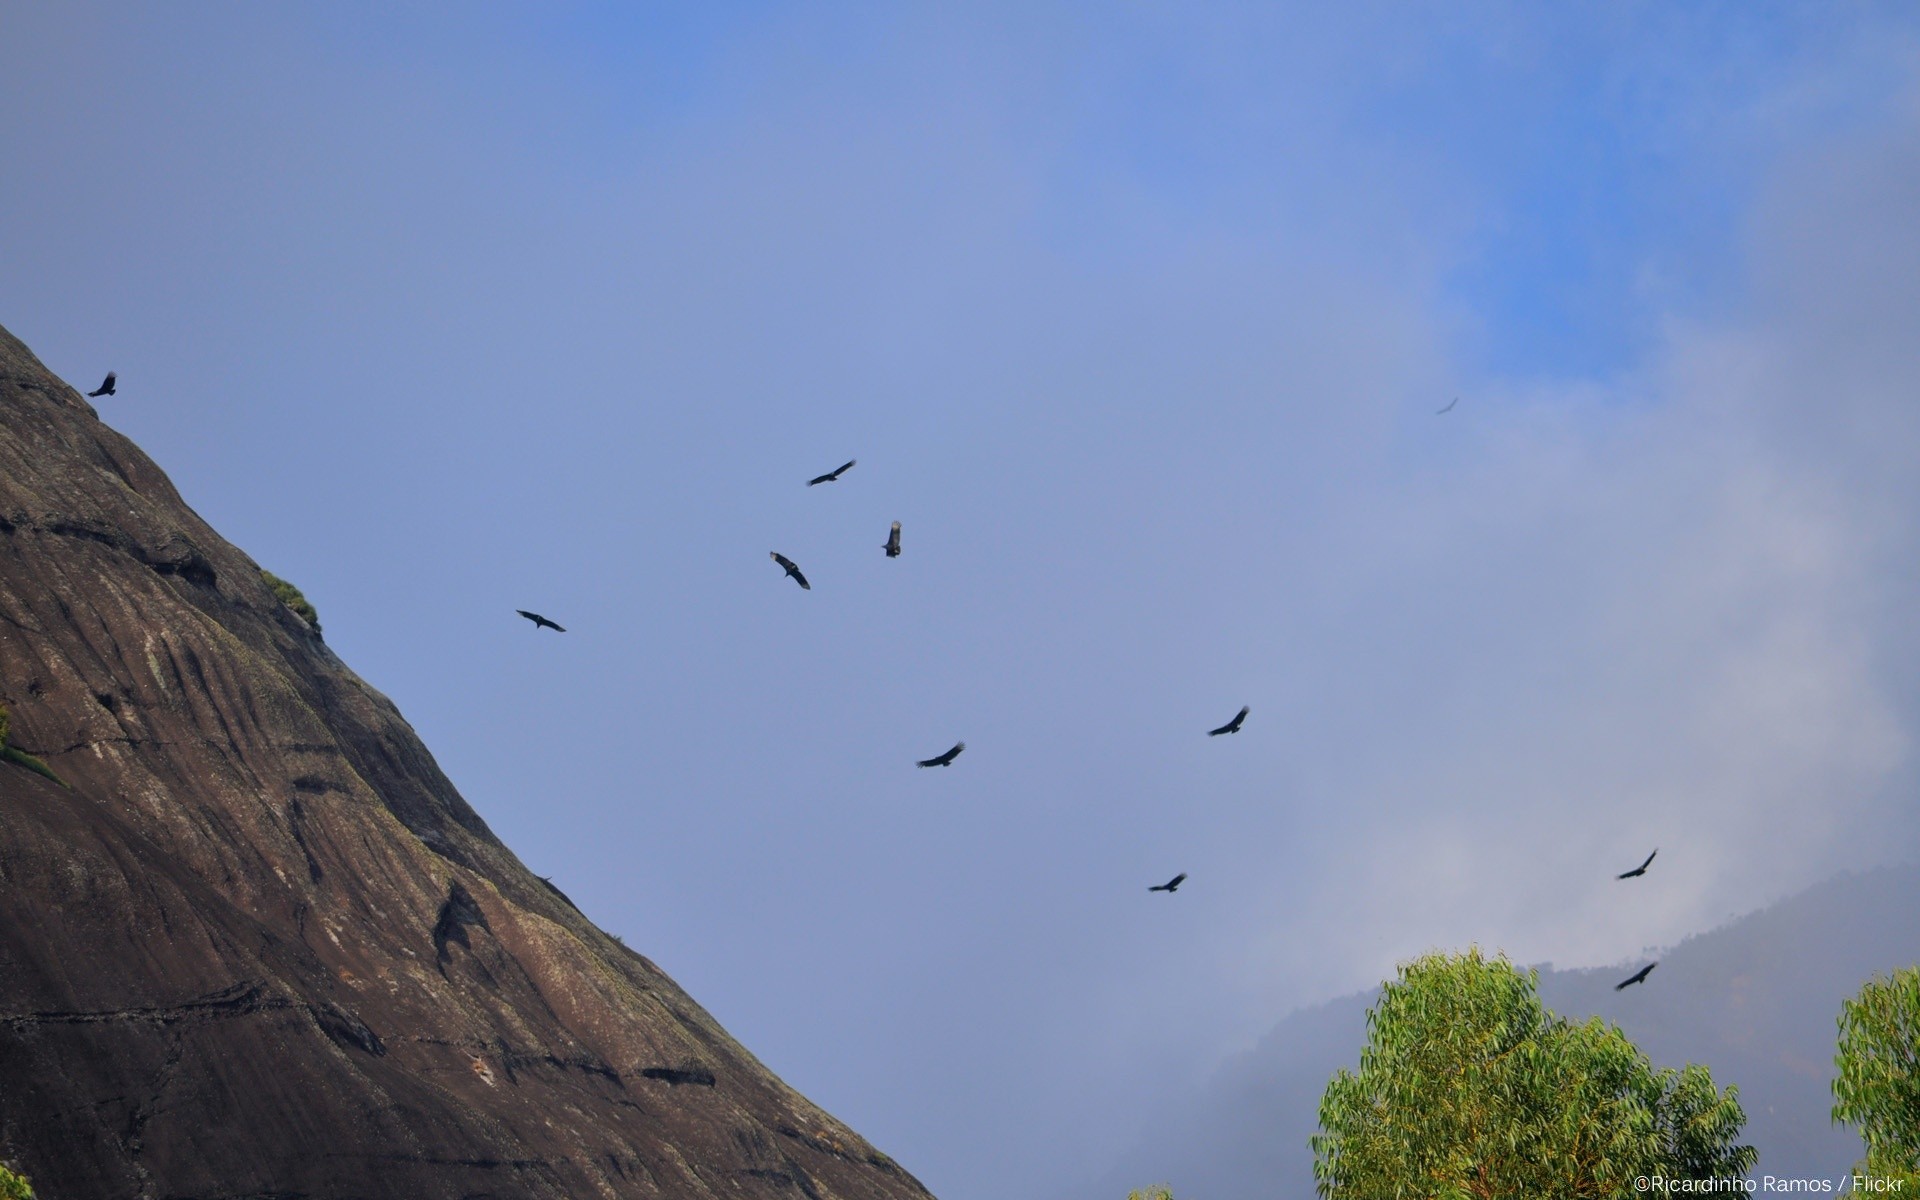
left=1615, top=962, right=1657, bottom=990
left=1208, top=706, right=1250, bottom=736
left=807, top=460, right=856, bottom=486
left=1616, top=849, right=1657, bottom=879
left=770, top=552, right=810, bottom=590
left=917, top=742, right=964, bottom=768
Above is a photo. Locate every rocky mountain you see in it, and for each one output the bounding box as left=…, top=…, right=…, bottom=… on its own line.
left=0, top=321, right=935, bottom=1199
left=1083, top=863, right=1920, bottom=1198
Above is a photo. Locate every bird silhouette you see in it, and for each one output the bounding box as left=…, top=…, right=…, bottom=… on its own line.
left=770, top=552, right=810, bottom=590
left=917, top=742, right=964, bottom=768
left=1616, top=849, right=1657, bottom=880
left=1149, top=873, right=1187, bottom=893
left=1208, top=706, right=1250, bottom=736
left=807, top=460, right=856, bottom=486
left=1615, top=962, right=1657, bottom=990
left=883, top=521, right=901, bottom=558
left=516, top=610, right=566, bottom=632
left=1436, top=396, right=1458, bottom=414
left=88, top=372, right=116, bottom=397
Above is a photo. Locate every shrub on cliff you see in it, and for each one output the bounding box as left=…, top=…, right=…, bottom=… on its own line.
left=261, top=569, right=321, bottom=634
left=0, top=1161, right=35, bottom=1198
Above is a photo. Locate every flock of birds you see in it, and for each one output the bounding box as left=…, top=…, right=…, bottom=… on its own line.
left=88, top=370, right=1667, bottom=993
left=1613, top=849, right=1660, bottom=989
left=509, top=455, right=1270, bottom=899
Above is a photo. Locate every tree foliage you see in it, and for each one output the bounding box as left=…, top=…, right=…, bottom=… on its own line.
left=1834, top=965, right=1920, bottom=1180
left=1125, top=1189, right=1174, bottom=1200
left=1313, top=948, right=1754, bottom=1199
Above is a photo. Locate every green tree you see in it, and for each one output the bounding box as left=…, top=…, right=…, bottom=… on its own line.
left=1312, top=948, right=1753, bottom=1199
left=1833, top=966, right=1920, bottom=1186
left=1125, top=1188, right=1174, bottom=1200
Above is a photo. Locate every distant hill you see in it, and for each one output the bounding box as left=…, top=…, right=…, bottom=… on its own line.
left=1083, top=863, right=1920, bottom=1198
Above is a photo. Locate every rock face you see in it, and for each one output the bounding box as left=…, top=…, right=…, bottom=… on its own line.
left=0, top=323, right=935, bottom=1200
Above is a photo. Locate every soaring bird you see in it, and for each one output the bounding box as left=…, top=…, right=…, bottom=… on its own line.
left=1436, top=396, right=1458, bottom=414
left=1208, top=706, right=1251, bottom=736
left=883, top=521, right=901, bottom=558
left=88, top=372, right=117, bottom=397
left=1615, top=962, right=1657, bottom=991
left=770, top=552, right=811, bottom=590
left=917, top=741, right=964, bottom=768
left=1616, top=849, right=1657, bottom=880
left=1149, top=873, right=1187, bottom=893
left=516, top=610, right=566, bottom=632
left=808, top=460, right=856, bottom=486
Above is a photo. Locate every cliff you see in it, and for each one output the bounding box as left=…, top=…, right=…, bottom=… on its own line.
left=0, top=322, right=934, bottom=1200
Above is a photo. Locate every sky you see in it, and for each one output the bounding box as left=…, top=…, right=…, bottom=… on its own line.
left=5, top=4, right=1920, bottom=1196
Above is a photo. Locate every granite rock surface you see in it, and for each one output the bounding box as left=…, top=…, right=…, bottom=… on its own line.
left=0, top=323, right=933, bottom=1200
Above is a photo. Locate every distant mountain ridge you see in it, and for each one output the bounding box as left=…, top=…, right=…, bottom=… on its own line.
left=1084, top=863, right=1920, bottom=1198
left=0, top=322, right=935, bottom=1198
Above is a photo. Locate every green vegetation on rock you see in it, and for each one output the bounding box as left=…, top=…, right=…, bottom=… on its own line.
left=0, top=703, right=68, bottom=789
left=261, top=569, right=321, bottom=634
left=0, top=1160, right=35, bottom=1198
left=1834, top=965, right=1920, bottom=1186
left=1313, top=947, right=1754, bottom=1199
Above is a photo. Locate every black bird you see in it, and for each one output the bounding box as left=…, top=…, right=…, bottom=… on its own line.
left=883, top=521, right=901, bottom=558
left=1616, top=849, right=1657, bottom=880
left=1208, top=705, right=1251, bottom=736
left=1615, top=962, right=1657, bottom=991
left=808, top=460, right=856, bottom=486
left=88, top=372, right=116, bottom=397
left=770, top=552, right=811, bottom=590
left=917, top=741, right=964, bottom=768
left=1436, top=396, right=1458, bottom=414
left=1149, top=873, right=1187, bottom=893
left=516, top=610, right=566, bottom=632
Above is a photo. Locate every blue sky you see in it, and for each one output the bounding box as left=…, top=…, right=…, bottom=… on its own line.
left=5, top=5, right=1920, bottom=1196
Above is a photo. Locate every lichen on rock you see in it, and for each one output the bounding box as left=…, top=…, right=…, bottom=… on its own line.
left=0, top=704, right=67, bottom=789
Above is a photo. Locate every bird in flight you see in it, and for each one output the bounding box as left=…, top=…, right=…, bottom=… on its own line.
left=808, top=460, right=856, bottom=486
left=917, top=741, right=964, bottom=768
left=1616, top=849, right=1657, bottom=880
left=1436, top=397, right=1458, bottom=414
left=1615, top=962, right=1657, bottom=991
left=516, top=610, right=566, bottom=632
left=770, top=552, right=811, bottom=590
left=883, top=521, right=901, bottom=558
left=88, top=372, right=117, bottom=397
left=1208, top=706, right=1251, bottom=736
left=1149, top=873, right=1187, bottom=893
